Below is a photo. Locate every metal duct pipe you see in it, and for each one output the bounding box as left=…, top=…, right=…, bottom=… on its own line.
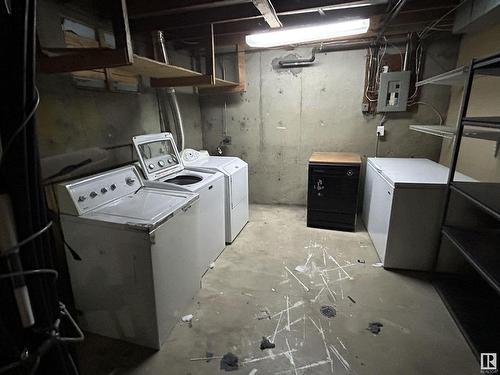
left=277, top=36, right=407, bottom=67
left=153, top=31, right=185, bottom=151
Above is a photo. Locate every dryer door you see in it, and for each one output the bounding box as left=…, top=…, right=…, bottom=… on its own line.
left=224, top=161, right=247, bottom=209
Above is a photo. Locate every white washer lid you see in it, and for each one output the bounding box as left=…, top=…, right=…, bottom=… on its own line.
left=82, top=188, right=197, bottom=229
left=195, top=156, right=241, bottom=169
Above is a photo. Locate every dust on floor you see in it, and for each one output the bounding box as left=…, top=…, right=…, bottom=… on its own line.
left=77, top=204, right=477, bottom=375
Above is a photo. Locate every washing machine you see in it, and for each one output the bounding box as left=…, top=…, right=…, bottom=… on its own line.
left=56, top=165, right=199, bottom=349
left=132, top=133, right=225, bottom=277
left=181, top=149, right=249, bottom=243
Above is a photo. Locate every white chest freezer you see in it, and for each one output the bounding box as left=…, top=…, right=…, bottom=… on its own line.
left=362, top=158, right=472, bottom=271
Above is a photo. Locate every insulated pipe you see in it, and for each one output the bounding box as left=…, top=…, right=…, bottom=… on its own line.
left=153, top=31, right=185, bottom=151
left=403, top=33, right=411, bottom=71
left=277, top=36, right=407, bottom=67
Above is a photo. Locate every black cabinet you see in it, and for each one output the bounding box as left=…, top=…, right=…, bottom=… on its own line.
left=307, top=152, right=361, bottom=231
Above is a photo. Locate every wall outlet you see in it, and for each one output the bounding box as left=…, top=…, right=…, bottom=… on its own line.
left=377, top=125, right=385, bottom=136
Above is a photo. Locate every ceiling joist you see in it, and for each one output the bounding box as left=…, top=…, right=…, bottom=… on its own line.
left=251, top=0, right=282, bottom=28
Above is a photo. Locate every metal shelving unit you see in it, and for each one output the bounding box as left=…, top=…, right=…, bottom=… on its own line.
left=416, top=66, right=469, bottom=87
left=434, top=51, right=500, bottom=359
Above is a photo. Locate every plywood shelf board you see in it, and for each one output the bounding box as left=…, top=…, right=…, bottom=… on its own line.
left=119, top=54, right=203, bottom=78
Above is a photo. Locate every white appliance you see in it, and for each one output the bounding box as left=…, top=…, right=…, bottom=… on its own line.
left=56, top=165, right=199, bottom=349
left=133, top=133, right=225, bottom=277
left=362, top=158, right=472, bottom=271
left=181, top=148, right=249, bottom=243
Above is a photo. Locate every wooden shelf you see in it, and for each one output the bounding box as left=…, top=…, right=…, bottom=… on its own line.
left=450, top=182, right=500, bottom=221
left=40, top=52, right=239, bottom=88
left=442, top=226, right=500, bottom=294
left=416, top=66, right=469, bottom=87
left=434, top=274, right=500, bottom=359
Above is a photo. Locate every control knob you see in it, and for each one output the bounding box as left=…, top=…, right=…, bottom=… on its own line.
left=90, top=191, right=98, bottom=198
left=101, top=187, right=108, bottom=194
left=78, top=195, right=86, bottom=202
left=126, top=177, right=136, bottom=186
left=158, top=160, right=165, bottom=167
left=110, top=184, right=117, bottom=191
left=148, top=164, right=155, bottom=170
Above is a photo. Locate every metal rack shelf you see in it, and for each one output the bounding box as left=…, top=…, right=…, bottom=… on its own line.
left=409, top=125, right=456, bottom=138
left=434, top=274, right=500, bottom=359
left=462, top=117, right=500, bottom=129
left=450, top=182, right=500, bottom=221
left=442, top=226, right=500, bottom=295
left=410, top=124, right=500, bottom=142
left=416, top=66, right=469, bottom=87
left=434, top=51, right=500, bottom=362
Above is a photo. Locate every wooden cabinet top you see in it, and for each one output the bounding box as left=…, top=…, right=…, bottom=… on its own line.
left=309, top=152, right=361, bottom=165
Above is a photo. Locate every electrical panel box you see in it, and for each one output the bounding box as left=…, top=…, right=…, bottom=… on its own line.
left=377, top=71, right=411, bottom=113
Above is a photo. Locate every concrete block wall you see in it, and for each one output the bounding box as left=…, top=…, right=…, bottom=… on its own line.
left=200, top=37, right=459, bottom=205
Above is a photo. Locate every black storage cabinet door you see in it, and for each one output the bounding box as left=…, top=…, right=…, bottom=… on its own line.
left=307, top=163, right=360, bottom=231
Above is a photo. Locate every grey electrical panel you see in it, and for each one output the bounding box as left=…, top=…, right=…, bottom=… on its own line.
left=377, top=71, right=411, bottom=113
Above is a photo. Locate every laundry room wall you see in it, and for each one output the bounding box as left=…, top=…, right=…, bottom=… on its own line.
left=36, top=0, right=203, bottom=176
left=439, top=23, right=500, bottom=182
left=200, top=37, right=460, bottom=205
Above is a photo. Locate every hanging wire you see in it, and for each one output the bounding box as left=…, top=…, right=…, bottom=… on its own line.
left=0, top=87, right=40, bottom=170
left=0, top=221, right=53, bottom=258
left=418, top=0, right=468, bottom=40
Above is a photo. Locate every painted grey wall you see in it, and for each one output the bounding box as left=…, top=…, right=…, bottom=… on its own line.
left=200, top=38, right=459, bottom=205
left=36, top=0, right=202, bottom=169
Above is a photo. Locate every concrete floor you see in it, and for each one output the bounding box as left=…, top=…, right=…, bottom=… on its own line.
left=78, top=204, right=478, bottom=375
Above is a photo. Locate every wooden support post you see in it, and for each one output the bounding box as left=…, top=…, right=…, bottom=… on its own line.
left=111, top=0, right=134, bottom=64
left=206, top=23, right=216, bottom=85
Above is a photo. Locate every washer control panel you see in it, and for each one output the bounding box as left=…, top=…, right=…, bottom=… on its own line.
left=56, top=166, right=143, bottom=216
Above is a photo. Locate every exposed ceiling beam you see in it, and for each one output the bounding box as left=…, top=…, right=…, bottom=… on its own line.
left=128, top=0, right=252, bottom=19
left=251, top=0, right=282, bottom=28
left=130, top=0, right=387, bottom=33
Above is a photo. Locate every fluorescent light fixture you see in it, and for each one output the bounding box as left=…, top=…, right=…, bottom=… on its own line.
left=245, top=18, right=370, bottom=48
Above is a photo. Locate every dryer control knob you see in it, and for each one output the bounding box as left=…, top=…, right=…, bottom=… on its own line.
left=148, top=164, right=155, bottom=170
left=90, top=191, right=98, bottom=198
left=110, top=184, right=117, bottom=191
left=101, top=187, right=108, bottom=194
left=126, top=177, right=136, bottom=186
left=158, top=160, right=165, bottom=167
left=78, top=195, right=86, bottom=202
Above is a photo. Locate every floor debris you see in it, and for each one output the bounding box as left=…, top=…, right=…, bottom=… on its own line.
left=347, top=296, right=356, bottom=304
left=220, top=352, right=239, bottom=371
left=320, top=305, right=336, bottom=318
left=372, top=262, right=383, bottom=267
left=209, top=262, right=215, bottom=269
left=357, top=259, right=365, bottom=263
left=260, top=336, right=276, bottom=350
left=367, top=322, right=384, bottom=334
left=190, top=353, right=223, bottom=362
left=181, top=314, right=193, bottom=323
left=256, top=308, right=271, bottom=320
